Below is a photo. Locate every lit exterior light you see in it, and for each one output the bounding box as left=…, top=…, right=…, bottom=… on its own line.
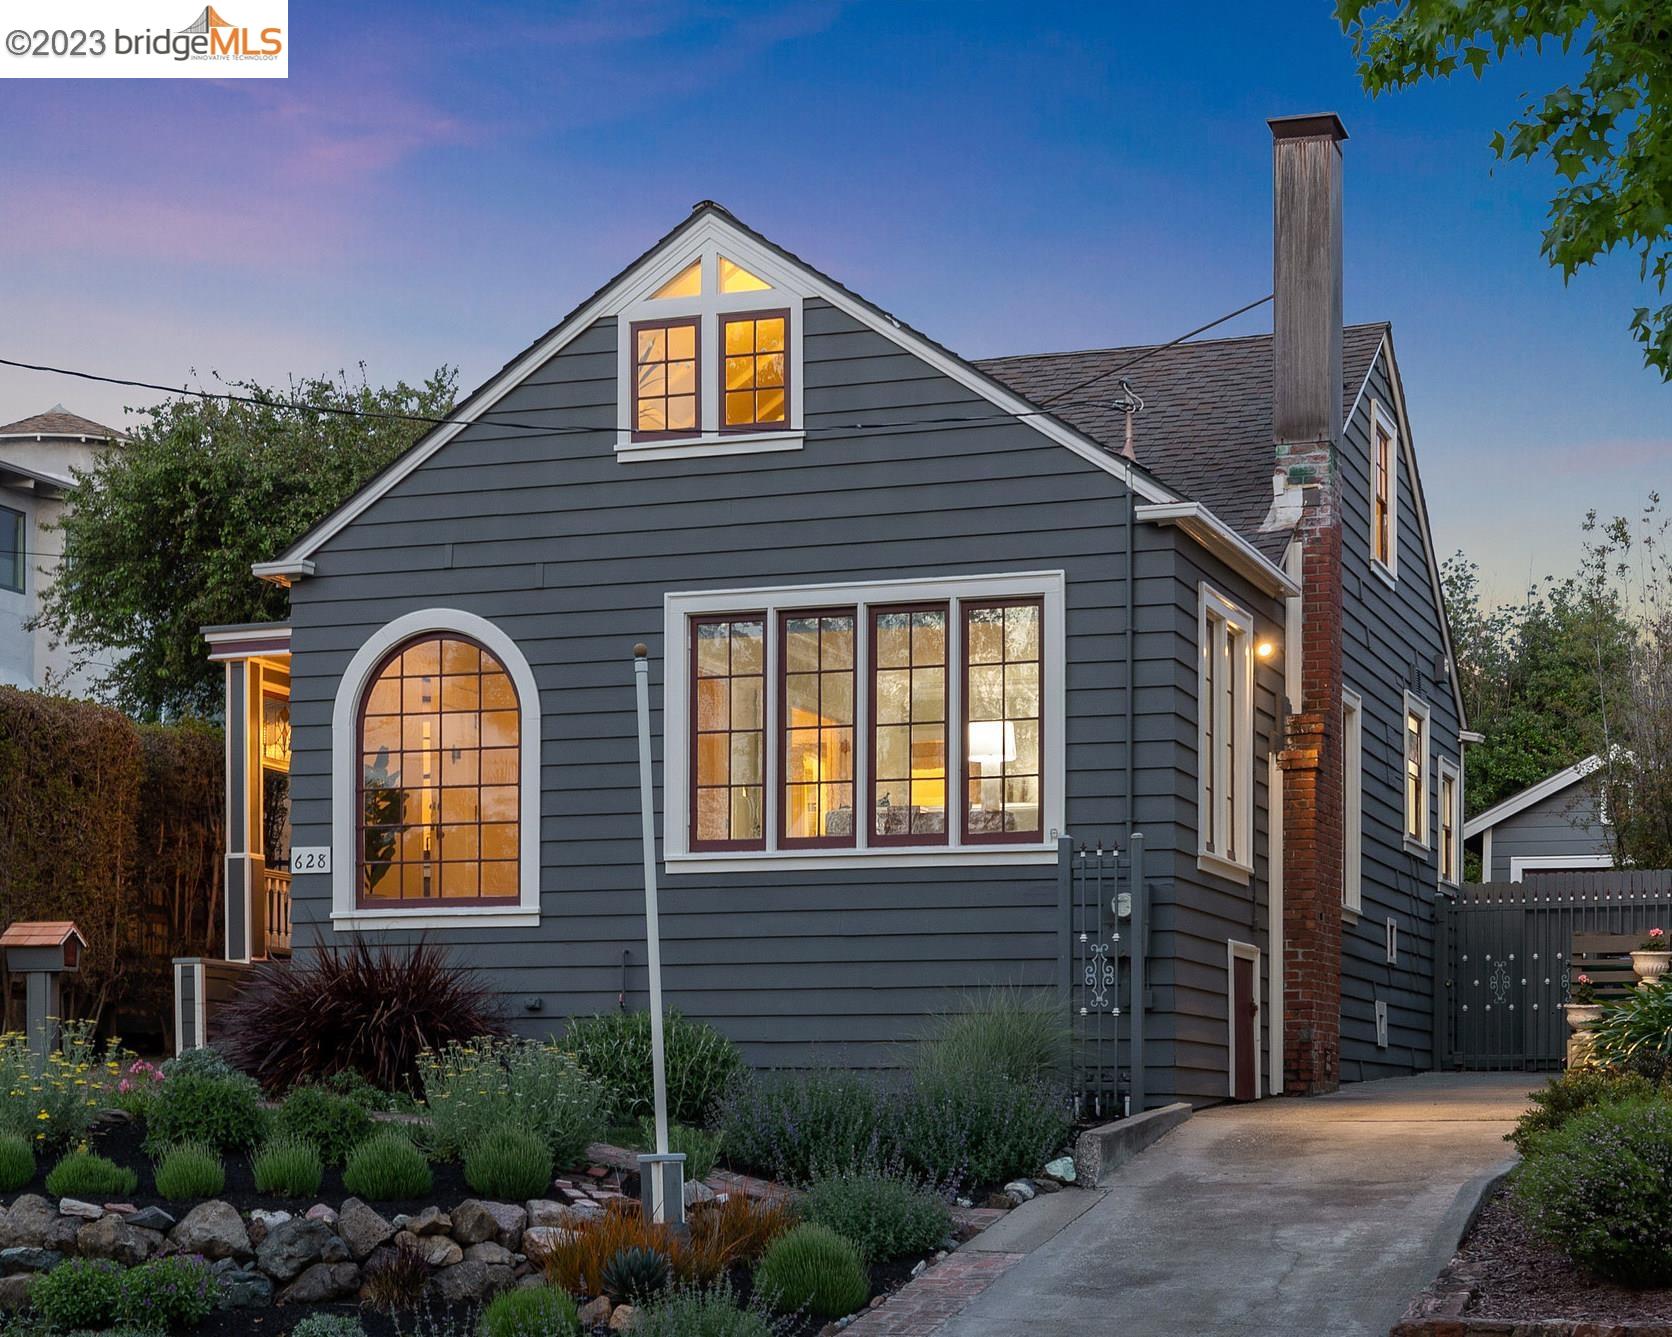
left=1256, top=640, right=1277, bottom=659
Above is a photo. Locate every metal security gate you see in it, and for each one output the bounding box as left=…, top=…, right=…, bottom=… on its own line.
left=1059, top=835, right=1147, bottom=1119
left=1441, top=871, right=1672, bottom=1070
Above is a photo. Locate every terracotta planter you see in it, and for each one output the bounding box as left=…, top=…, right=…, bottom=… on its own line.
left=1564, top=1002, right=1604, bottom=1030
left=1631, top=950, right=1672, bottom=983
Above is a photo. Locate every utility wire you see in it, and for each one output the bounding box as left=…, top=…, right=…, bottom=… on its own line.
left=0, top=292, right=1275, bottom=447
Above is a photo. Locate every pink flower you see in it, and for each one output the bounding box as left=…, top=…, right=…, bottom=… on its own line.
left=1578, top=974, right=1592, bottom=985
left=1652, top=928, right=1665, bottom=940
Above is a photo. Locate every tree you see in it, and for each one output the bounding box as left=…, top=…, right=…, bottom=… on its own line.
left=1338, top=1, right=1672, bottom=378
left=39, top=368, right=456, bottom=719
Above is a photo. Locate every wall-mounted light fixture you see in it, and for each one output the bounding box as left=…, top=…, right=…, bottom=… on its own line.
left=1256, top=640, right=1278, bottom=661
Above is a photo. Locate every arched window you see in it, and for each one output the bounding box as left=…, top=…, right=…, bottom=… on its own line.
left=357, top=633, right=520, bottom=906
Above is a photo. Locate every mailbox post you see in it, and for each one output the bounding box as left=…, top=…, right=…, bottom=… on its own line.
left=0, top=922, right=87, bottom=1057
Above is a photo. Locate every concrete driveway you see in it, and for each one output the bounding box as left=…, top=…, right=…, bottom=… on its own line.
left=943, top=1072, right=1534, bottom=1337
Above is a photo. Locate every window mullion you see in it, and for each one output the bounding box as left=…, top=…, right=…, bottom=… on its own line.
left=855, top=607, right=870, bottom=851
left=765, top=609, right=779, bottom=853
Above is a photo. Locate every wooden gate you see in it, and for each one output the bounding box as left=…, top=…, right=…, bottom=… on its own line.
left=1439, top=871, right=1672, bottom=1070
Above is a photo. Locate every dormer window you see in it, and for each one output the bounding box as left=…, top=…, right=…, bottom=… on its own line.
left=613, top=235, right=804, bottom=461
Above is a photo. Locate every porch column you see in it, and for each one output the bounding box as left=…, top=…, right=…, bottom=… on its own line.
left=223, top=658, right=268, bottom=963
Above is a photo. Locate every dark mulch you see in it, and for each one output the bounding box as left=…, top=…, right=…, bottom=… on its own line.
left=1458, top=1188, right=1672, bottom=1325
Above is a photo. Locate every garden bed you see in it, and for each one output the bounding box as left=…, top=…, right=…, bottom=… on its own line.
left=1396, top=1188, right=1672, bottom=1335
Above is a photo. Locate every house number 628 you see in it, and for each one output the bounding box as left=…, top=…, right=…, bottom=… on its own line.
left=290, top=847, right=331, bottom=874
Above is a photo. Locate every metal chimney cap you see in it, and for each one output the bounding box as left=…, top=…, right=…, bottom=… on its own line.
left=1268, top=113, right=1348, bottom=143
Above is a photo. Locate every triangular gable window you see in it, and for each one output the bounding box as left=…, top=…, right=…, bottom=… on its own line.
left=719, top=257, right=771, bottom=293
left=651, top=259, right=702, bottom=300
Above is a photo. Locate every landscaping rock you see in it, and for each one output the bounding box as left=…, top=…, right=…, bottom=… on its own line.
left=77, top=1214, right=165, bottom=1266
left=305, top=1204, right=338, bottom=1227
left=0, top=1198, right=76, bottom=1252
left=256, top=1217, right=334, bottom=1282
left=126, top=1207, right=176, bottom=1233
left=170, top=1200, right=250, bottom=1260
left=463, top=1241, right=515, bottom=1267
left=405, top=1206, right=452, bottom=1236
left=57, top=1198, right=103, bottom=1220
left=248, top=1209, right=291, bottom=1246
left=609, top=1302, right=636, bottom=1332
left=321, top=1235, right=352, bottom=1264
left=1002, top=1179, right=1037, bottom=1204
left=577, top=1295, right=612, bottom=1327
left=519, top=1226, right=575, bottom=1262
left=525, top=1199, right=569, bottom=1228
left=1043, top=1155, right=1077, bottom=1183
left=0, top=1274, right=35, bottom=1309
left=337, top=1198, right=395, bottom=1260
left=430, top=1258, right=513, bottom=1303
left=103, top=1202, right=136, bottom=1214
left=212, top=1263, right=273, bottom=1309
left=684, top=1180, right=716, bottom=1208
left=0, top=1248, right=60, bottom=1274
left=452, top=1200, right=526, bottom=1249
left=278, top=1261, right=359, bottom=1305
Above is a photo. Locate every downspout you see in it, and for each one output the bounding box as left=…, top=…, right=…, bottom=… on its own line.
left=1126, top=481, right=1143, bottom=1109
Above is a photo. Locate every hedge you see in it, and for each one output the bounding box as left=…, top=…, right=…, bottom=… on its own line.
left=0, top=686, right=222, bottom=1029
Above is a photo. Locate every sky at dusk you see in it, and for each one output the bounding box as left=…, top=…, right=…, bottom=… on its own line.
left=1, top=1, right=1665, bottom=604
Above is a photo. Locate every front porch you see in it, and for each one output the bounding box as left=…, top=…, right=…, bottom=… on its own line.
left=175, top=622, right=294, bottom=1051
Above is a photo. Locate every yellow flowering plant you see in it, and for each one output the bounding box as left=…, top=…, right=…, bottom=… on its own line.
left=0, top=1021, right=133, bottom=1148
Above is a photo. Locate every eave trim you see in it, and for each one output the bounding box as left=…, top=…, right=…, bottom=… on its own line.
left=1135, top=502, right=1301, bottom=598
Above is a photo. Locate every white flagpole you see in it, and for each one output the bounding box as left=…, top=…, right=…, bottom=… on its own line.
left=632, top=644, right=672, bottom=1220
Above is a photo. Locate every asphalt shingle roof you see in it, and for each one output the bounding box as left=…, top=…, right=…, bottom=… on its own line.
left=977, top=323, right=1387, bottom=558
left=0, top=404, right=127, bottom=440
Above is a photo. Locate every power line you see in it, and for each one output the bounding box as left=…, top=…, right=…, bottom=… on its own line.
left=0, top=291, right=1275, bottom=450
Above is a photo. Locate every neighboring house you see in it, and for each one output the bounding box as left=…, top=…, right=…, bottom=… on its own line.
left=189, top=113, right=1465, bottom=1107
left=0, top=406, right=125, bottom=696
left=1464, top=755, right=1612, bottom=882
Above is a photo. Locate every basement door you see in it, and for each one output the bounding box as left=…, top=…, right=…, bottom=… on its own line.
left=1228, top=940, right=1260, bottom=1100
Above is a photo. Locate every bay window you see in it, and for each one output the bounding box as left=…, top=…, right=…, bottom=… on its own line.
left=1199, top=585, right=1254, bottom=879
left=667, top=574, right=1062, bottom=865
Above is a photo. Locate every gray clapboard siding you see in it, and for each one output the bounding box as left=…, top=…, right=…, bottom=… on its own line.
left=1486, top=785, right=1610, bottom=881
left=1336, top=348, right=1462, bottom=1079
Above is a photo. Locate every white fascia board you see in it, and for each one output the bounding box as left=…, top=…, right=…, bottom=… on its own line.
left=1135, top=502, right=1300, bottom=598
left=269, top=211, right=1178, bottom=575
left=1464, top=754, right=1603, bottom=839
left=251, top=559, right=315, bottom=587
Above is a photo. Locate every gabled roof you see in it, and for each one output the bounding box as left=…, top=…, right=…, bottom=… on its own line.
left=0, top=921, right=85, bottom=949
left=0, top=405, right=126, bottom=442
left=977, top=325, right=1386, bottom=561
left=1464, top=755, right=1603, bottom=839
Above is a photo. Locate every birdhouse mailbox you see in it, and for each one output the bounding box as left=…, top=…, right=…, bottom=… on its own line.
left=0, top=922, right=87, bottom=1056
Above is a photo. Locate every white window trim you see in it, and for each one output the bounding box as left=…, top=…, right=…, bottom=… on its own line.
left=1437, top=756, right=1462, bottom=887
left=329, top=608, right=542, bottom=930
left=1197, top=584, right=1255, bottom=884
left=1343, top=689, right=1363, bottom=914
left=1385, top=917, right=1398, bottom=964
left=1403, top=693, right=1432, bottom=852
left=1509, top=853, right=1613, bottom=883
left=1369, top=398, right=1399, bottom=585
left=1226, top=939, right=1262, bottom=1100
left=614, top=236, right=807, bottom=462
left=663, top=570, right=1066, bottom=873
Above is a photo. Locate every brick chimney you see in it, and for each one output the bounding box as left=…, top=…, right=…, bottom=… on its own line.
left=1271, top=112, right=1347, bottom=1096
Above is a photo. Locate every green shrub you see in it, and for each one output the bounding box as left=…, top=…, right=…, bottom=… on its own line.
left=804, top=1173, right=951, bottom=1262
left=343, top=1130, right=432, bottom=1201
left=418, top=1038, right=605, bottom=1168
left=897, top=1072, right=1071, bottom=1187
left=288, top=1316, right=368, bottom=1337
left=1513, top=1097, right=1672, bottom=1283
left=152, top=1140, right=225, bottom=1200
left=272, top=1085, right=373, bottom=1166
left=161, top=1047, right=236, bottom=1081
left=638, top=1119, right=722, bottom=1181
left=32, top=1258, right=122, bottom=1329
left=718, top=1073, right=887, bottom=1185
left=753, top=1223, right=869, bottom=1318
left=478, top=1284, right=580, bottom=1337
left=321, top=1068, right=397, bottom=1112
left=1510, top=1068, right=1659, bottom=1154
left=0, top=1134, right=35, bottom=1191
left=913, top=988, right=1072, bottom=1088
left=600, top=1244, right=671, bottom=1303
left=566, top=1010, right=744, bottom=1126
left=1586, top=985, right=1672, bottom=1073
left=114, top=1255, right=220, bottom=1328
left=251, top=1134, right=324, bottom=1198
left=463, top=1124, right=552, bottom=1201
left=44, top=1151, right=138, bottom=1199
left=144, top=1071, right=266, bottom=1152
left=633, top=1281, right=783, bottom=1337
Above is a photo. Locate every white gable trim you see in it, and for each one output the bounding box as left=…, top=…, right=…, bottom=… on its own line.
left=1347, top=333, right=1467, bottom=731
left=1464, top=754, right=1603, bottom=839
left=264, top=210, right=1178, bottom=576
left=1136, top=502, right=1299, bottom=598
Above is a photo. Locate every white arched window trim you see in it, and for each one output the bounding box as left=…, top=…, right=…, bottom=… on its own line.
left=330, top=608, right=542, bottom=931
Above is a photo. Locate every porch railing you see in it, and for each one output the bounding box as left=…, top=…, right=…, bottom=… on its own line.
left=263, top=869, right=292, bottom=958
